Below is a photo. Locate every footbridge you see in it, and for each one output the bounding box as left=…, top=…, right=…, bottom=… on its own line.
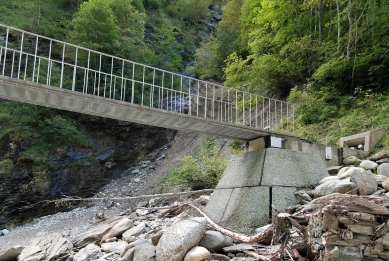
left=0, top=24, right=296, bottom=142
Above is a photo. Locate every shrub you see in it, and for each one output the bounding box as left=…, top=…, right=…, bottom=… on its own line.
left=159, top=138, right=228, bottom=191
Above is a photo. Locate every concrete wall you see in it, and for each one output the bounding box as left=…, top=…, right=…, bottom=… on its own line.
left=248, top=136, right=370, bottom=167
left=204, top=148, right=329, bottom=235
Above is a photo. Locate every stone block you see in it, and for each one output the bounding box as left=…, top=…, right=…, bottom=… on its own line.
left=216, top=149, right=265, bottom=189
left=261, top=148, right=329, bottom=187
left=272, top=187, right=298, bottom=216
left=221, top=187, right=269, bottom=235
left=203, top=189, right=234, bottom=222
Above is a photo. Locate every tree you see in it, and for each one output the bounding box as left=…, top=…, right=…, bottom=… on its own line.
left=69, top=0, right=148, bottom=61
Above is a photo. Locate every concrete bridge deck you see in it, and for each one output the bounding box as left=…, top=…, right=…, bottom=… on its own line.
left=0, top=76, right=299, bottom=142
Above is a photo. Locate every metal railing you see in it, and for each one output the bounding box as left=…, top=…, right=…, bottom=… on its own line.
left=0, top=24, right=294, bottom=132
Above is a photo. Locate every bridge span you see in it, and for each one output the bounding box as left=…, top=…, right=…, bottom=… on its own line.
left=0, top=24, right=297, bottom=142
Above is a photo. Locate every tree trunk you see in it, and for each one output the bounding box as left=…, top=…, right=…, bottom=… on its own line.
left=337, top=0, right=341, bottom=53
left=347, top=0, right=353, bottom=60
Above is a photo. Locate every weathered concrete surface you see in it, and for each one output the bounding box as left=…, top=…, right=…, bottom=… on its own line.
left=216, top=149, right=266, bottom=189
left=203, top=189, right=233, bottom=222
left=272, top=187, right=298, bottom=217
left=261, top=148, right=329, bottom=187
left=340, top=128, right=386, bottom=151
left=221, top=187, right=269, bottom=235
left=205, top=148, right=329, bottom=234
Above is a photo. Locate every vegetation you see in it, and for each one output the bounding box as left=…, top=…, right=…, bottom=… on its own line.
left=0, top=100, right=91, bottom=164
left=159, top=137, right=228, bottom=191
left=0, top=159, right=14, bottom=176
left=188, top=0, right=389, bottom=153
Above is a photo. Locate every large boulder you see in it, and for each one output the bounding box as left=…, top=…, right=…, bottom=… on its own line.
left=313, top=179, right=358, bottom=198
left=18, top=234, right=72, bottom=261
left=122, top=223, right=147, bottom=242
left=343, top=167, right=377, bottom=195
left=101, top=218, right=134, bottom=242
left=72, top=216, right=122, bottom=248
left=156, top=217, right=207, bottom=261
left=198, top=231, right=233, bottom=251
left=359, top=160, right=379, bottom=171
left=73, top=243, right=102, bottom=261
left=0, top=246, right=24, bottom=261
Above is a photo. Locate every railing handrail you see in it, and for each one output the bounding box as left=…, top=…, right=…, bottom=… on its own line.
left=0, top=23, right=294, bottom=133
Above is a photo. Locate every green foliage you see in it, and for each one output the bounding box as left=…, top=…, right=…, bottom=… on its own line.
left=0, top=100, right=91, bottom=164
left=69, top=0, right=148, bottom=61
left=168, top=0, right=211, bottom=24
left=0, top=159, right=14, bottom=176
left=187, top=36, right=222, bottom=79
left=230, top=140, right=244, bottom=153
left=146, top=25, right=183, bottom=71
left=159, top=137, right=228, bottom=191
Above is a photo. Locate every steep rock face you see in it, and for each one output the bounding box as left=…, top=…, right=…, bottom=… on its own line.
left=0, top=115, right=175, bottom=228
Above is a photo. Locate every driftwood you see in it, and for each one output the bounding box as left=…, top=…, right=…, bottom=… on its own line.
left=308, top=194, right=389, bottom=260
left=19, top=189, right=214, bottom=210
left=190, top=204, right=309, bottom=260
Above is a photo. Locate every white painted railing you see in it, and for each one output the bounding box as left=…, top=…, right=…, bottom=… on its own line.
left=0, top=24, right=294, bottom=132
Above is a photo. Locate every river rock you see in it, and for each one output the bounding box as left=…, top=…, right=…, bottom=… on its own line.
left=18, top=233, right=72, bottom=261
left=327, top=166, right=342, bottom=175
left=377, top=158, right=389, bottom=164
left=133, top=245, right=156, bottom=261
left=101, top=241, right=128, bottom=254
left=378, top=163, right=389, bottom=177
left=101, top=218, right=134, bottom=242
left=375, top=175, right=388, bottom=186
left=122, top=223, right=147, bottom=242
left=343, top=156, right=362, bottom=166
left=1, top=229, right=9, bottom=236
left=198, top=231, right=233, bottom=251
left=368, top=152, right=389, bottom=161
left=359, top=160, right=379, bottom=170
left=72, top=216, right=122, bottom=248
left=0, top=246, right=24, bottom=261
left=183, top=246, right=211, bottom=261
left=319, top=176, right=339, bottom=185
left=120, top=244, right=155, bottom=261
left=156, top=217, right=207, bottom=261
left=382, top=179, right=389, bottom=191
left=73, top=243, right=102, bottom=261
left=348, top=168, right=377, bottom=195
left=313, top=179, right=358, bottom=198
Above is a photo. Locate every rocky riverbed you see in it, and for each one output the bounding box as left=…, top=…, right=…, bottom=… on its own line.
left=3, top=147, right=389, bottom=260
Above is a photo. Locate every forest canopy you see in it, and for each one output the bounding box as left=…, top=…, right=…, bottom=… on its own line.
left=192, top=0, right=389, bottom=101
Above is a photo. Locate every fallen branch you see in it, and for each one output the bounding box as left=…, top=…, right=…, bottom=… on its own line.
left=189, top=204, right=273, bottom=244
left=19, top=189, right=214, bottom=210
left=242, top=249, right=271, bottom=261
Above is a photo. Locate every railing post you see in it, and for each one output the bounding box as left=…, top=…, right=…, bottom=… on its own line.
left=47, top=40, right=52, bottom=86
left=131, top=63, right=135, bottom=103
left=17, top=31, right=24, bottom=79
left=1, top=27, right=9, bottom=76
left=72, top=47, right=78, bottom=91
left=60, top=43, right=65, bottom=88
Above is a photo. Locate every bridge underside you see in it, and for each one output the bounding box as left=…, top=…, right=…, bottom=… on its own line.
left=0, top=76, right=297, bottom=142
